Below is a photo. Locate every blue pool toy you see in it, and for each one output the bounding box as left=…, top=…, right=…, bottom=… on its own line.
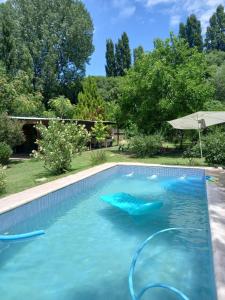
left=129, top=227, right=203, bottom=300
left=0, top=230, right=45, bottom=241
left=101, top=193, right=163, bottom=215
left=206, top=175, right=217, bottom=183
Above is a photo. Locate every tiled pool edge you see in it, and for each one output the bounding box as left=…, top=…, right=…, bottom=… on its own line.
left=0, top=163, right=116, bottom=214
left=0, top=162, right=224, bottom=300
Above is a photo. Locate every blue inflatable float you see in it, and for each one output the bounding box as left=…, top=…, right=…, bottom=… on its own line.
left=101, top=193, right=163, bottom=215
left=0, top=230, right=45, bottom=241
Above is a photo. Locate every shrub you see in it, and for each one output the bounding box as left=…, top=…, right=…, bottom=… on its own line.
left=91, top=121, right=109, bottom=146
left=0, top=165, right=6, bottom=194
left=183, top=144, right=201, bottom=165
left=128, top=134, right=163, bottom=157
left=33, top=121, right=90, bottom=174
left=0, top=113, right=25, bottom=148
left=0, top=143, right=12, bottom=165
left=203, top=130, right=225, bottom=165
left=90, top=150, right=107, bottom=165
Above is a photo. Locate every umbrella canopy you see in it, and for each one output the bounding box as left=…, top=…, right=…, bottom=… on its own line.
left=168, top=111, right=225, bottom=130
left=168, top=111, right=225, bottom=158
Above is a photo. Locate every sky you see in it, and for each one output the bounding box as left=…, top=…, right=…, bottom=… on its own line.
left=83, top=0, right=225, bottom=76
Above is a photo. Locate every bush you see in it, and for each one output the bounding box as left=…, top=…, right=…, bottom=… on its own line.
left=183, top=144, right=201, bottom=165
left=33, top=121, right=90, bottom=174
left=128, top=134, right=163, bottom=157
left=0, top=143, right=12, bottom=165
left=0, top=113, right=25, bottom=148
left=0, top=165, right=6, bottom=194
left=90, top=150, right=107, bottom=165
left=203, top=130, right=225, bottom=165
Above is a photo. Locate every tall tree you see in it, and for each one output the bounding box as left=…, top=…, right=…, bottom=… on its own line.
left=105, top=39, right=116, bottom=77
left=0, top=0, right=94, bottom=101
left=179, top=15, right=203, bottom=51
left=115, top=38, right=124, bottom=76
left=179, top=23, right=186, bottom=40
left=0, top=3, right=17, bottom=74
left=115, top=32, right=131, bottom=76
left=121, top=32, right=131, bottom=70
left=133, top=46, right=144, bottom=63
left=205, top=5, right=225, bottom=51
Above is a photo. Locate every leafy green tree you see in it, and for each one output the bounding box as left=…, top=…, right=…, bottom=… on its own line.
left=75, top=77, right=106, bottom=120
left=48, top=96, right=75, bottom=119
left=179, top=15, right=203, bottom=51
left=11, top=93, right=44, bottom=116
left=133, top=46, right=144, bottom=63
left=91, top=121, right=108, bottom=145
left=0, top=0, right=94, bottom=100
left=119, top=36, right=214, bottom=133
left=0, top=113, right=25, bottom=148
left=0, top=64, right=16, bottom=113
left=206, top=5, right=225, bottom=51
left=105, top=39, right=116, bottom=77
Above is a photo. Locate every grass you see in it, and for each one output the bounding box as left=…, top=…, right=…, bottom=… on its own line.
left=1, top=147, right=206, bottom=198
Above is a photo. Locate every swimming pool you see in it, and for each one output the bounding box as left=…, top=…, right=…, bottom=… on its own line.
left=0, top=165, right=217, bottom=300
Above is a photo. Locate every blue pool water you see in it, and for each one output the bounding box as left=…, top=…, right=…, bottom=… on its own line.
left=0, top=166, right=217, bottom=300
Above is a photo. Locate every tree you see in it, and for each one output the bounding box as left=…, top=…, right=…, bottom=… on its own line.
left=205, top=5, right=225, bottom=51
left=133, top=46, right=144, bottom=63
left=119, top=36, right=214, bottom=133
left=0, top=0, right=94, bottom=101
left=75, top=77, right=106, bottom=120
left=48, top=96, right=75, bottom=119
left=121, top=32, right=131, bottom=70
left=115, top=32, right=131, bottom=76
left=0, top=3, right=17, bottom=75
left=91, top=121, right=108, bottom=146
left=179, top=15, right=203, bottom=51
left=105, top=39, right=116, bottom=77
left=0, top=113, right=25, bottom=148
left=179, top=23, right=186, bottom=40
left=115, top=38, right=124, bottom=76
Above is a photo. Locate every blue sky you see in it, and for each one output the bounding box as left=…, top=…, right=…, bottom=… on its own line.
left=83, top=0, right=225, bottom=76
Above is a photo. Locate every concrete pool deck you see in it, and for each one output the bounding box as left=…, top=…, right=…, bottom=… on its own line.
left=0, top=162, right=224, bottom=300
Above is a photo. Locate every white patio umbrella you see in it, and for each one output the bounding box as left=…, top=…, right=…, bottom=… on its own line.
left=168, top=111, right=225, bottom=158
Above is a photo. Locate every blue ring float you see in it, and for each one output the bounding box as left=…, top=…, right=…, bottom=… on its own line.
left=0, top=230, right=45, bottom=241
left=129, top=227, right=203, bottom=300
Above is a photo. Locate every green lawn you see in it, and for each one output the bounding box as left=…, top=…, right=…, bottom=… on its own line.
left=1, top=148, right=206, bottom=198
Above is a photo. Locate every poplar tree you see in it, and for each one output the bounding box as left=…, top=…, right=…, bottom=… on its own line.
left=205, top=5, right=225, bottom=51
left=105, top=39, right=116, bottom=77
left=179, top=15, right=203, bottom=51
left=115, top=32, right=131, bottom=76
left=133, top=46, right=144, bottom=63
left=121, top=32, right=131, bottom=70
left=115, top=38, right=124, bottom=76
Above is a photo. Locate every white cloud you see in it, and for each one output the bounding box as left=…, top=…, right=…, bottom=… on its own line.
left=170, top=15, right=181, bottom=27
left=136, top=0, right=225, bottom=31
left=112, top=0, right=137, bottom=19
left=119, top=6, right=136, bottom=18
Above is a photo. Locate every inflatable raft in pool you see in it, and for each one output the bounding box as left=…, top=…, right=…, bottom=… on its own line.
left=101, top=193, right=163, bottom=215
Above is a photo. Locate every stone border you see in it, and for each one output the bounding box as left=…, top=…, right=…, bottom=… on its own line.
left=207, top=180, right=225, bottom=300
left=0, top=162, right=224, bottom=299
